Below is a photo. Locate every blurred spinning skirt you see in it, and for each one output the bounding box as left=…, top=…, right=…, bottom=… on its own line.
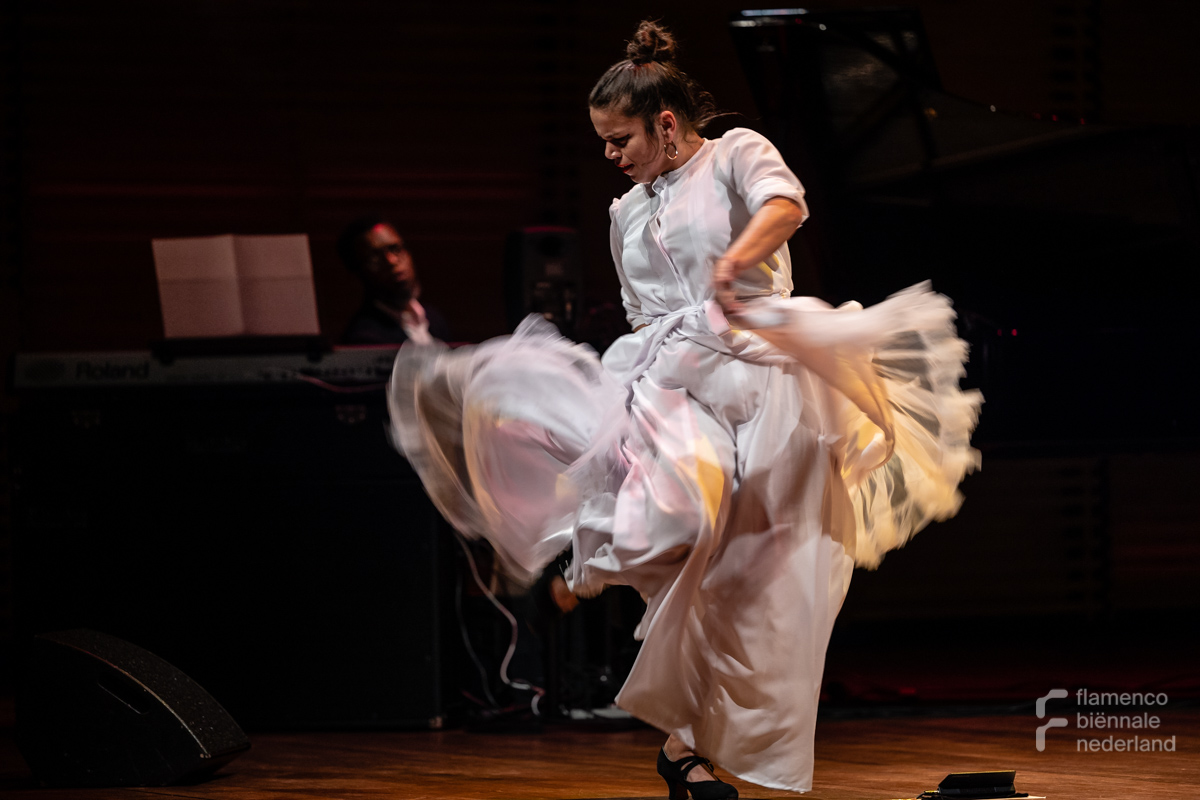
left=388, top=283, right=982, bottom=792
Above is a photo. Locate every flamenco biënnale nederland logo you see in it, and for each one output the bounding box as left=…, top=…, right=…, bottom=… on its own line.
left=1036, top=688, right=1177, bottom=753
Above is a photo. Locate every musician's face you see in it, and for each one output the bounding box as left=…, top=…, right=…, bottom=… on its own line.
left=358, top=223, right=418, bottom=302
left=590, top=106, right=672, bottom=184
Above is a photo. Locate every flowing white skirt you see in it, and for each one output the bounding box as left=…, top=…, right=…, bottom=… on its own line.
left=387, top=282, right=981, bottom=792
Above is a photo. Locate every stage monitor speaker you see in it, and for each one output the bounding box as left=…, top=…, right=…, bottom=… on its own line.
left=504, top=226, right=581, bottom=335
left=16, top=629, right=251, bottom=788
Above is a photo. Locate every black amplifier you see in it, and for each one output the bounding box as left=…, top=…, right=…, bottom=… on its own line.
left=10, top=348, right=460, bottom=730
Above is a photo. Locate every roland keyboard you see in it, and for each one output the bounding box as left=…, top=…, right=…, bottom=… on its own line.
left=11, top=347, right=402, bottom=389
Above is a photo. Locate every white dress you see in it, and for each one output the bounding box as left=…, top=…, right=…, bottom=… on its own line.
left=388, top=128, right=982, bottom=793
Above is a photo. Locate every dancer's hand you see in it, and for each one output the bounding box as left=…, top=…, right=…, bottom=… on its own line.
left=549, top=575, right=579, bottom=614
left=711, top=196, right=806, bottom=321
left=712, top=257, right=746, bottom=319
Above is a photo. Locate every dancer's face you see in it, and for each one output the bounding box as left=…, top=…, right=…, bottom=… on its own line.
left=590, top=107, right=678, bottom=184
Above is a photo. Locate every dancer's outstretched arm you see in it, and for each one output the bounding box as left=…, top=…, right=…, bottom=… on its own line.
left=712, top=196, right=807, bottom=317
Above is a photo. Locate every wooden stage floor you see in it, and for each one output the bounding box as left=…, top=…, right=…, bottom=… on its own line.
left=2, top=710, right=1196, bottom=799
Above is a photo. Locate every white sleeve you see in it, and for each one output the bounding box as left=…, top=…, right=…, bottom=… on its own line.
left=400, top=299, right=433, bottom=345
left=609, top=198, right=647, bottom=329
left=718, top=128, right=808, bottom=224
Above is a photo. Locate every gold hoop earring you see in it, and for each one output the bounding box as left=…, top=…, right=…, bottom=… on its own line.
left=664, top=141, right=679, bottom=160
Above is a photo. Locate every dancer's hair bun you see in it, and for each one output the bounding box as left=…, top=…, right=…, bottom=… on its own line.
left=625, top=20, right=677, bottom=65
left=590, top=18, right=720, bottom=134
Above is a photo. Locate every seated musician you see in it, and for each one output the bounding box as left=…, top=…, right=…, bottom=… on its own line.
left=336, top=217, right=452, bottom=345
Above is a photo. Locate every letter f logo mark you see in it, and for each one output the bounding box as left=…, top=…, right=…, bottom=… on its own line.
left=1035, top=689, right=1069, bottom=752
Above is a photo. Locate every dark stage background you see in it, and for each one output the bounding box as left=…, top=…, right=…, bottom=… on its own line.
left=1, top=0, right=1199, bottom=728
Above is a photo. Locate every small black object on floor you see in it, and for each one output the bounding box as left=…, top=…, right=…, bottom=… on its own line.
left=918, top=770, right=1029, bottom=799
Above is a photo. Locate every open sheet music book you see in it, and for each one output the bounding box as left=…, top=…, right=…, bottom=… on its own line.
left=152, top=234, right=320, bottom=338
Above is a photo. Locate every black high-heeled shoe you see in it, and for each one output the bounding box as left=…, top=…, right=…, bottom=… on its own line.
left=656, top=747, right=739, bottom=800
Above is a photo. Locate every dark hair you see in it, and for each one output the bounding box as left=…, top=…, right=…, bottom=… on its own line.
left=336, top=215, right=390, bottom=272
left=588, top=20, right=718, bottom=135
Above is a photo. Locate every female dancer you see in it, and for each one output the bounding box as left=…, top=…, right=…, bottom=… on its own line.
left=389, top=21, right=981, bottom=797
